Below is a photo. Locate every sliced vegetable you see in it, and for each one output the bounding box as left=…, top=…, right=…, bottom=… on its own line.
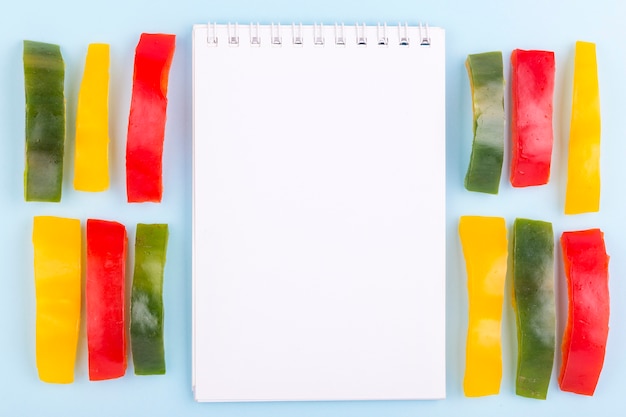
left=23, top=40, right=65, bottom=202
left=74, top=43, right=110, bottom=192
left=459, top=215, right=507, bottom=396
left=130, top=223, right=169, bottom=375
left=86, top=219, right=127, bottom=380
left=559, top=229, right=609, bottom=396
left=510, top=50, right=555, bottom=187
left=32, top=216, right=81, bottom=383
left=512, top=218, right=555, bottom=399
left=464, top=51, right=505, bottom=194
left=126, top=33, right=176, bottom=203
left=564, top=41, right=601, bottom=214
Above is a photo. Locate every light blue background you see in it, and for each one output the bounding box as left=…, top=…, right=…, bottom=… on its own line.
left=1, top=0, right=625, bottom=415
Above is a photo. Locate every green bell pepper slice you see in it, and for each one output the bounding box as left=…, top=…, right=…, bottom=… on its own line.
left=23, top=40, right=65, bottom=202
left=464, top=51, right=505, bottom=194
left=130, top=223, right=169, bottom=375
left=512, top=218, right=555, bottom=399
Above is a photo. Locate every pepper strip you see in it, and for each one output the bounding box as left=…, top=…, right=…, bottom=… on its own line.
left=126, top=33, right=176, bottom=203
left=513, top=218, right=555, bottom=399
left=130, top=223, right=169, bottom=374
left=32, top=216, right=81, bottom=383
left=74, top=44, right=110, bottom=192
left=559, top=229, right=609, bottom=396
left=510, top=50, right=555, bottom=187
left=23, top=40, right=65, bottom=202
left=459, top=216, right=507, bottom=396
left=86, top=219, right=127, bottom=380
left=564, top=41, right=601, bottom=214
left=464, top=51, right=505, bottom=194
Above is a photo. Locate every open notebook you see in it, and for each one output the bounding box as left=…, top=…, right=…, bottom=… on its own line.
left=192, top=22, right=446, bottom=402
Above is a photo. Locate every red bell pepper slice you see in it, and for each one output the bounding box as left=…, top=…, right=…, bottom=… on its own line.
left=125, top=33, right=176, bottom=203
left=510, top=49, right=555, bottom=187
left=86, top=219, right=128, bottom=380
left=559, top=228, right=610, bottom=395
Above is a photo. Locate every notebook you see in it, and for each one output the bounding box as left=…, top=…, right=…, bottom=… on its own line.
left=192, top=22, right=446, bottom=402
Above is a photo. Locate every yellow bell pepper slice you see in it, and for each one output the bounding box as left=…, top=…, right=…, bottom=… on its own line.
left=459, top=215, right=508, bottom=397
left=74, top=43, right=110, bottom=191
left=32, top=216, right=82, bottom=383
left=564, top=41, right=601, bottom=214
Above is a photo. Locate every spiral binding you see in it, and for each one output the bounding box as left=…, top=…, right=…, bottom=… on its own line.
left=205, top=22, right=431, bottom=47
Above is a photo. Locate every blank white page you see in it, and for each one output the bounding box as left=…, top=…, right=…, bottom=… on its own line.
left=192, top=23, right=446, bottom=402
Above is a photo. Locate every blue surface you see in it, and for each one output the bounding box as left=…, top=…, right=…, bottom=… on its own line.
left=1, top=0, right=625, bottom=415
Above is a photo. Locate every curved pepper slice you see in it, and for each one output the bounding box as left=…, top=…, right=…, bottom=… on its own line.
left=559, top=229, right=609, bottom=396
left=459, top=216, right=507, bottom=396
left=512, top=218, right=555, bottom=399
left=510, top=50, right=555, bottom=187
left=464, top=51, right=505, bottom=194
left=130, top=223, right=169, bottom=374
left=32, top=216, right=81, bottom=383
left=126, top=33, right=176, bottom=203
left=74, top=44, right=110, bottom=192
left=86, top=219, right=127, bottom=380
left=564, top=41, right=601, bottom=214
left=23, top=40, right=65, bottom=202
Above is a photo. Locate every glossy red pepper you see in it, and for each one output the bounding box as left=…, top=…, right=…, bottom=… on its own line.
left=86, top=219, right=128, bottom=380
left=125, top=33, right=176, bottom=203
left=559, top=229, right=609, bottom=395
left=510, top=49, right=555, bottom=187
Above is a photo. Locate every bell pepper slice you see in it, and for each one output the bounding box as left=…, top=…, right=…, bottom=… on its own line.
left=510, top=50, right=555, bottom=187
left=23, top=40, right=65, bottom=202
left=130, top=223, right=169, bottom=375
left=126, top=33, right=176, bottom=203
left=464, top=51, right=505, bottom=194
left=74, top=44, right=110, bottom=192
left=32, top=216, right=81, bottom=383
left=564, top=41, right=601, bottom=214
left=512, top=218, right=555, bottom=399
left=459, top=215, right=507, bottom=396
left=559, top=229, right=610, bottom=396
left=86, top=219, right=127, bottom=380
